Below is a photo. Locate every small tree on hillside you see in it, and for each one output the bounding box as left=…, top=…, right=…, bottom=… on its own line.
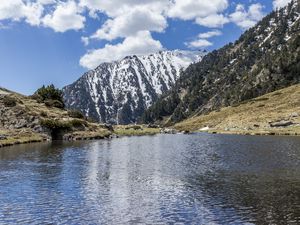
left=33, top=84, right=65, bottom=109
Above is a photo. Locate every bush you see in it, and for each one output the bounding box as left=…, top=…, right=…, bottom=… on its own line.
left=68, top=109, right=85, bottom=119
left=69, top=119, right=87, bottom=128
left=33, top=85, right=65, bottom=108
left=45, top=100, right=64, bottom=109
left=125, top=125, right=142, bottom=130
left=86, top=117, right=97, bottom=123
left=3, top=96, right=17, bottom=107
left=40, top=119, right=71, bottom=130
left=40, top=111, right=48, bottom=117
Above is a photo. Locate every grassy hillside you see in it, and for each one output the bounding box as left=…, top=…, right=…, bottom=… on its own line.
left=174, top=84, right=300, bottom=135
left=0, top=88, right=112, bottom=147
left=142, top=1, right=300, bottom=124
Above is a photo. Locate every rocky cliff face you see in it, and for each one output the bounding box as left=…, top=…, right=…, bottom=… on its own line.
left=63, top=50, right=204, bottom=124
left=142, top=0, right=300, bottom=124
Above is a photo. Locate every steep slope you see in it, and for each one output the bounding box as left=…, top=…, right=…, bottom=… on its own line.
left=63, top=50, right=204, bottom=124
left=142, top=0, right=300, bottom=124
left=174, top=84, right=300, bottom=135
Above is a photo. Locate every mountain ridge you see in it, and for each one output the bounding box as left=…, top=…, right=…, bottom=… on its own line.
left=63, top=50, right=205, bottom=124
left=142, top=0, right=300, bottom=125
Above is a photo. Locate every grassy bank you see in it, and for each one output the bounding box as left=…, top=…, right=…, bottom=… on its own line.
left=114, top=125, right=160, bottom=137
left=174, top=84, right=300, bottom=136
left=0, top=129, right=46, bottom=148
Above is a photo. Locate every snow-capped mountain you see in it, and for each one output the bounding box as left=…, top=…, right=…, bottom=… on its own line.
left=63, top=50, right=205, bottom=124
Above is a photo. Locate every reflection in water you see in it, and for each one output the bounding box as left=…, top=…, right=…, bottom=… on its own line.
left=0, top=134, right=300, bottom=224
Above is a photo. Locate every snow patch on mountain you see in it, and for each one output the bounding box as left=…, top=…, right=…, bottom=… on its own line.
left=63, top=50, right=205, bottom=124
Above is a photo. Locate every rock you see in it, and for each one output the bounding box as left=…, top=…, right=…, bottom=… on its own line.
left=183, top=130, right=190, bottom=134
left=14, top=119, right=28, bottom=129
left=104, top=124, right=114, bottom=132
left=269, top=121, right=294, bottom=127
left=160, top=128, right=177, bottom=134
left=0, top=135, right=7, bottom=140
left=33, top=125, right=44, bottom=133
left=110, top=134, right=119, bottom=138
left=290, top=112, right=299, bottom=118
left=200, top=126, right=210, bottom=131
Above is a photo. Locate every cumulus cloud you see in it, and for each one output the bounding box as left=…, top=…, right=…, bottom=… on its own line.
left=186, top=30, right=222, bottom=49
left=0, top=0, right=271, bottom=67
left=42, top=1, right=85, bottom=32
left=198, top=30, right=222, bottom=39
left=196, top=14, right=229, bottom=28
left=79, top=0, right=169, bottom=18
left=81, top=36, right=89, bottom=46
left=168, top=0, right=228, bottom=20
left=273, top=0, right=293, bottom=9
left=0, top=0, right=86, bottom=32
left=0, top=0, right=44, bottom=25
left=91, top=6, right=167, bottom=41
left=80, top=31, right=163, bottom=69
left=229, top=3, right=264, bottom=30
left=186, top=39, right=213, bottom=49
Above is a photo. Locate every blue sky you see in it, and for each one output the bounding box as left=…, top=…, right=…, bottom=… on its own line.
left=0, top=0, right=289, bottom=95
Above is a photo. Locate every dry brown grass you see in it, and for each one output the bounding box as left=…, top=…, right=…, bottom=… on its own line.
left=174, top=84, right=300, bottom=135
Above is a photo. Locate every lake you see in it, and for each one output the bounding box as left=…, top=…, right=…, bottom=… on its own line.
left=0, top=133, right=300, bottom=224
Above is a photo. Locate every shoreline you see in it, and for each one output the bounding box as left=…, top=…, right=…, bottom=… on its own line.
left=0, top=126, right=161, bottom=149
left=205, top=130, right=300, bottom=137
left=2, top=126, right=300, bottom=149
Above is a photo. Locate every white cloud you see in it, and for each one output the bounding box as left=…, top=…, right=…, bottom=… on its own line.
left=0, top=0, right=43, bottom=25
left=37, top=0, right=56, bottom=4
left=42, top=1, right=85, bottom=32
left=23, top=2, right=44, bottom=26
left=168, top=0, right=228, bottom=20
left=273, top=0, right=292, bottom=9
left=0, top=0, right=24, bottom=21
left=0, top=0, right=271, bottom=67
left=229, top=3, right=264, bottom=30
left=186, top=39, right=213, bottom=49
left=80, top=31, right=163, bottom=69
left=196, top=14, right=229, bottom=28
left=81, top=36, right=89, bottom=46
left=198, top=30, right=222, bottom=39
left=91, top=6, right=167, bottom=41
left=79, top=0, right=169, bottom=18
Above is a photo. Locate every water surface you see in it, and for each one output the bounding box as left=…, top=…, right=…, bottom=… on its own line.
left=0, top=134, right=300, bottom=224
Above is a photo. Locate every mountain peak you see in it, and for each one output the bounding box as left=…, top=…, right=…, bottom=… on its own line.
left=63, top=50, right=205, bottom=124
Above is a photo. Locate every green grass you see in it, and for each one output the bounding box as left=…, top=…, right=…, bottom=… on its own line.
left=0, top=130, right=45, bottom=148
left=114, top=127, right=160, bottom=136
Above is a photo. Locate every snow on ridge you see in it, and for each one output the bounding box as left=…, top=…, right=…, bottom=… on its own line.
left=63, top=50, right=205, bottom=124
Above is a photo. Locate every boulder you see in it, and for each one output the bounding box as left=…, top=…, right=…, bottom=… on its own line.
left=269, top=121, right=294, bottom=127
left=160, top=128, right=177, bottom=134
left=0, top=135, right=7, bottom=140
left=104, top=124, right=114, bottom=132
left=200, top=126, right=210, bottom=131
left=290, top=112, right=299, bottom=118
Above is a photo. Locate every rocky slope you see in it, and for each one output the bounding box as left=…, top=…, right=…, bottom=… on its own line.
left=174, top=84, right=300, bottom=136
left=142, top=0, right=300, bottom=125
left=63, top=50, right=204, bottom=124
left=0, top=87, right=112, bottom=147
